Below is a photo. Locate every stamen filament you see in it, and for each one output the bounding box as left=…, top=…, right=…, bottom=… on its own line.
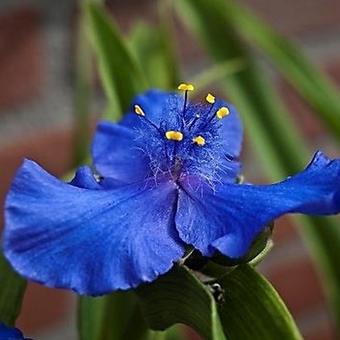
left=178, top=83, right=194, bottom=114
left=134, top=104, right=162, bottom=133
left=187, top=113, right=200, bottom=129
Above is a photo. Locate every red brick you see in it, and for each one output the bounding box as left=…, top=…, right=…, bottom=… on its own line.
left=272, top=216, right=299, bottom=244
left=278, top=79, right=327, bottom=139
left=107, top=0, right=155, bottom=31
left=0, top=127, right=74, bottom=225
left=304, top=320, right=335, bottom=340
left=16, top=282, right=72, bottom=334
left=267, top=257, right=326, bottom=317
left=185, top=327, right=202, bottom=340
left=0, top=7, right=44, bottom=110
left=0, top=127, right=75, bottom=333
left=243, top=0, right=340, bottom=37
left=277, top=59, right=340, bottom=141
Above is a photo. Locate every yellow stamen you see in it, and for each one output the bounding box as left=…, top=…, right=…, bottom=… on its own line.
left=165, top=130, right=184, bottom=142
left=178, top=83, right=194, bottom=92
left=206, top=93, right=215, bottom=104
left=216, top=107, right=230, bottom=119
left=193, top=135, right=206, bottom=146
left=134, top=104, right=145, bottom=116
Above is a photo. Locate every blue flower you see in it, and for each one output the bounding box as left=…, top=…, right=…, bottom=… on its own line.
left=3, top=86, right=340, bottom=295
left=0, top=323, right=30, bottom=340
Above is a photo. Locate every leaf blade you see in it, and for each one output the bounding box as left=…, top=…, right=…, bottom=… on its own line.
left=219, top=265, right=302, bottom=340
left=220, top=1, right=340, bottom=140
left=137, top=265, right=226, bottom=340
left=85, top=2, right=147, bottom=119
left=0, top=253, right=26, bottom=325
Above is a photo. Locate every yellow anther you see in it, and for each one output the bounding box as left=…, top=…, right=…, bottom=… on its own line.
left=216, top=107, right=230, bottom=119
left=165, top=130, right=184, bottom=142
left=134, top=104, right=145, bottom=116
left=193, top=135, right=206, bottom=146
left=178, top=83, right=194, bottom=92
left=206, top=93, right=215, bottom=104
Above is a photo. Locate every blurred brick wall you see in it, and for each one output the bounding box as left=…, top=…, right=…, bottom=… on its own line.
left=0, top=1, right=76, bottom=339
left=0, top=0, right=340, bottom=339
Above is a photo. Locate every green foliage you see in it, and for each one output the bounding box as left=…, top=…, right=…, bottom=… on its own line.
left=137, top=265, right=226, bottom=340
left=73, top=2, right=94, bottom=166
left=137, top=264, right=302, bottom=340
left=220, top=1, right=340, bottom=140
left=128, top=23, right=179, bottom=90
left=219, top=265, right=302, bottom=340
left=78, top=292, right=149, bottom=340
left=0, top=254, right=26, bottom=325
left=85, top=2, right=147, bottom=119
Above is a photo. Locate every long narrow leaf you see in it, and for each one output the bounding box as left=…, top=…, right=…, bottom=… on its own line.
left=73, top=1, right=94, bottom=166
left=219, top=265, right=302, bottom=340
left=221, top=1, right=340, bottom=140
left=78, top=292, right=148, bottom=340
left=0, top=254, right=26, bottom=325
left=137, top=265, right=226, bottom=340
left=85, top=2, right=147, bottom=119
left=138, top=264, right=302, bottom=340
left=128, top=23, right=177, bottom=90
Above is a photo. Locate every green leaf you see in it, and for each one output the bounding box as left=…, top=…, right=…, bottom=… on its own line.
left=78, top=292, right=149, bottom=340
left=127, top=1, right=182, bottom=90
left=73, top=1, right=94, bottom=166
left=138, top=264, right=302, bottom=340
left=137, top=265, right=226, bottom=340
left=174, top=0, right=340, bottom=331
left=190, top=59, right=246, bottom=93
left=220, top=1, right=340, bottom=140
left=0, top=253, right=26, bottom=325
left=147, top=326, right=184, bottom=340
left=128, top=22, right=179, bottom=90
left=85, top=2, right=147, bottom=119
left=218, top=265, right=302, bottom=340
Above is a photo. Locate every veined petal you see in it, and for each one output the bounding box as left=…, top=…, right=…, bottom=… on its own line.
left=4, top=160, right=184, bottom=295
left=176, top=151, right=340, bottom=258
left=91, top=121, right=150, bottom=183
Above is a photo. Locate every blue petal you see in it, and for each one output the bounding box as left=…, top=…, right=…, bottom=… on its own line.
left=119, top=89, right=183, bottom=127
left=176, top=151, right=340, bottom=258
left=69, top=166, right=102, bottom=189
left=4, top=160, right=184, bottom=295
left=0, top=323, right=26, bottom=340
left=91, top=121, right=150, bottom=183
left=215, top=99, right=243, bottom=158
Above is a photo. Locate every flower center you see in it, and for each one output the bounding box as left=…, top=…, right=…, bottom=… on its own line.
left=133, top=84, right=233, bottom=184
